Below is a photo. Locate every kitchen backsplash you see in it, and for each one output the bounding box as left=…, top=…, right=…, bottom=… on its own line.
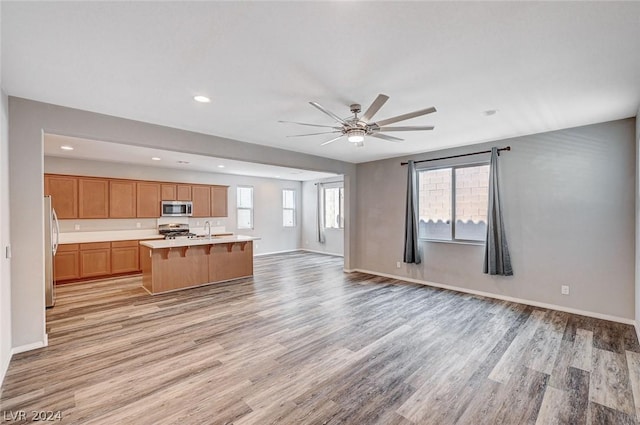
left=59, top=217, right=229, bottom=233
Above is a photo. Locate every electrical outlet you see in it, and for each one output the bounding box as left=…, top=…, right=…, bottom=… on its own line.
left=196, top=221, right=200, bottom=226
left=396, top=261, right=402, bottom=269
left=74, top=224, right=80, bottom=231
left=561, top=285, right=570, bottom=295
left=255, top=243, right=259, bottom=249
left=136, top=222, right=141, bottom=229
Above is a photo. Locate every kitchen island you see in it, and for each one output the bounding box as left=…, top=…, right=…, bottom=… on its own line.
left=139, top=235, right=260, bottom=294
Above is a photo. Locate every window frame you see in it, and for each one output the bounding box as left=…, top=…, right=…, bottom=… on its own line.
left=417, top=161, right=490, bottom=244
left=236, top=185, right=254, bottom=230
left=324, top=185, right=344, bottom=230
left=282, top=188, right=296, bottom=228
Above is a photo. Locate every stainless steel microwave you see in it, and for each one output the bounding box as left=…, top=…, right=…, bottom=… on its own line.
left=161, top=201, right=193, bottom=217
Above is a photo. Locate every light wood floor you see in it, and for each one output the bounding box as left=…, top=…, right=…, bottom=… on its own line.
left=2, top=252, right=640, bottom=424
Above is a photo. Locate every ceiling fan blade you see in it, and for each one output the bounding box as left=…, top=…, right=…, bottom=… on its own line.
left=361, top=94, right=389, bottom=122
left=378, top=125, right=434, bottom=132
left=321, top=135, right=344, bottom=146
left=278, top=120, right=342, bottom=129
left=369, top=133, right=404, bottom=142
left=309, top=102, right=349, bottom=125
left=287, top=131, right=342, bottom=137
left=375, top=106, right=437, bottom=127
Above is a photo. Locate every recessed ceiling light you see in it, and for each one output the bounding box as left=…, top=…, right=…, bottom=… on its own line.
left=177, top=160, right=190, bottom=164
left=60, top=145, right=74, bottom=151
left=275, top=175, right=281, bottom=178
left=483, top=109, right=498, bottom=116
left=218, top=165, right=225, bottom=168
left=194, top=95, right=211, bottom=103
left=151, top=157, right=161, bottom=161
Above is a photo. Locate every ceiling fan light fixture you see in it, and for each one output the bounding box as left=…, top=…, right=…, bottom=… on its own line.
left=347, top=129, right=365, bottom=143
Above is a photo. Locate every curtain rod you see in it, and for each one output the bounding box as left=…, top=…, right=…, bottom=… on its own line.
left=400, top=146, right=511, bottom=166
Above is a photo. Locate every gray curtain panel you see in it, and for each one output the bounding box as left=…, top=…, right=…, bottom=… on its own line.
left=317, top=183, right=325, bottom=244
left=484, top=147, right=513, bottom=276
left=404, top=160, right=421, bottom=264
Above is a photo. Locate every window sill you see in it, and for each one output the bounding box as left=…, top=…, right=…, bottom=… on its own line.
left=419, top=238, right=485, bottom=246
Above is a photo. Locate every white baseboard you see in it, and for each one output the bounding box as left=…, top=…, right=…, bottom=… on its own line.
left=349, top=268, right=635, bottom=325
left=254, top=249, right=300, bottom=257
left=300, top=249, right=344, bottom=257
left=12, top=338, right=47, bottom=355
left=0, top=349, right=12, bottom=386
left=635, top=322, right=640, bottom=345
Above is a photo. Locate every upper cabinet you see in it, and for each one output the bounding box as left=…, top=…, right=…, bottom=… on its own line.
left=191, top=185, right=211, bottom=217
left=211, top=186, right=228, bottom=217
left=78, top=178, right=109, bottom=219
left=137, top=182, right=161, bottom=218
left=161, top=184, right=176, bottom=201
left=109, top=180, right=137, bottom=218
left=177, top=185, right=192, bottom=201
left=45, top=175, right=228, bottom=219
left=44, top=175, right=78, bottom=219
left=160, top=184, right=191, bottom=201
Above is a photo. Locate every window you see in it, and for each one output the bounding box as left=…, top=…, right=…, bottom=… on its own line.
left=324, top=186, right=344, bottom=229
left=236, top=186, right=253, bottom=229
left=418, top=164, right=490, bottom=242
left=282, top=189, right=296, bottom=227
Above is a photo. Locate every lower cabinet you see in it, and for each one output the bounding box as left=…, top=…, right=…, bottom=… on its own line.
left=111, top=240, right=140, bottom=274
left=55, top=240, right=144, bottom=283
left=54, top=244, right=80, bottom=281
left=80, top=242, right=112, bottom=278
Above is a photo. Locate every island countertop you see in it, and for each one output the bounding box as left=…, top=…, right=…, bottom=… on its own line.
left=139, top=235, right=260, bottom=250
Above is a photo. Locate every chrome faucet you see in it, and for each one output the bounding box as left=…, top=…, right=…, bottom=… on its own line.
left=204, top=220, right=211, bottom=240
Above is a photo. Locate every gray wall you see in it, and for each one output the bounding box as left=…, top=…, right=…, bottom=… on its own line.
left=356, top=118, right=636, bottom=320
left=45, top=157, right=303, bottom=255
left=301, top=178, right=344, bottom=256
left=9, top=97, right=355, bottom=350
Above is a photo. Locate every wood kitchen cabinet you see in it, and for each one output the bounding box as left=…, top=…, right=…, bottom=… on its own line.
left=80, top=242, right=111, bottom=278
left=211, top=185, right=228, bottom=217
left=177, top=185, right=192, bottom=201
left=79, top=178, right=109, bottom=218
left=54, top=244, right=80, bottom=281
left=161, top=184, right=192, bottom=201
left=161, top=184, right=176, bottom=201
left=109, top=180, right=137, bottom=218
left=191, top=185, right=211, bottom=217
left=45, top=175, right=78, bottom=219
left=137, top=182, right=161, bottom=217
left=111, top=240, right=139, bottom=274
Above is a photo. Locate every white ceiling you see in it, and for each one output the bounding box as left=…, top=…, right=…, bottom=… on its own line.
left=3, top=2, right=640, bottom=164
left=44, top=134, right=337, bottom=182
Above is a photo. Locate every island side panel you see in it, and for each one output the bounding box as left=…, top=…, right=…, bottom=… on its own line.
left=140, top=245, right=153, bottom=293
left=209, top=241, right=253, bottom=283
left=150, top=245, right=210, bottom=293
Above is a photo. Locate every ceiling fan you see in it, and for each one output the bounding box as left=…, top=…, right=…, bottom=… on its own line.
left=279, top=94, right=436, bottom=147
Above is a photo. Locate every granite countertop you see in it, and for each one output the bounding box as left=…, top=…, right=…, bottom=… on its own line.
left=140, top=235, right=260, bottom=249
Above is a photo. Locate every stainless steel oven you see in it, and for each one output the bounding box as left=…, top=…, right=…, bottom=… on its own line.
left=161, top=201, right=193, bottom=217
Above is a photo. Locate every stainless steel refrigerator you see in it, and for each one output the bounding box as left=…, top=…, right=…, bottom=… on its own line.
left=44, top=195, right=60, bottom=308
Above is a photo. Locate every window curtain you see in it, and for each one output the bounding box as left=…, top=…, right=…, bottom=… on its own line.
left=483, top=147, right=513, bottom=276
left=317, top=183, right=325, bottom=244
left=403, top=160, right=421, bottom=264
